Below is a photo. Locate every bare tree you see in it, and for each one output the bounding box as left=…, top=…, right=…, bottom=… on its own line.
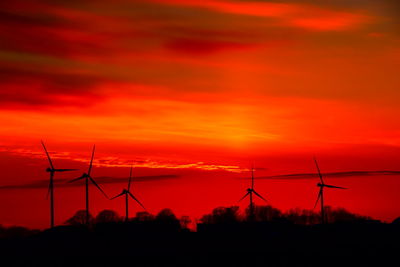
left=201, top=206, right=241, bottom=224
left=180, top=215, right=191, bottom=229
left=65, top=210, right=93, bottom=226
left=134, top=211, right=155, bottom=222
left=95, top=210, right=121, bottom=224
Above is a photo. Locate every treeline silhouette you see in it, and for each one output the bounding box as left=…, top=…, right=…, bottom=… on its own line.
left=60, top=205, right=373, bottom=227
left=0, top=205, right=383, bottom=240
left=65, top=208, right=183, bottom=228
left=1, top=206, right=399, bottom=267
left=200, top=205, right=373, bottom=225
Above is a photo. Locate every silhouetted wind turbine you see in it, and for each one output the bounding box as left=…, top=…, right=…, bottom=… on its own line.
left=111, top=165, right=145, bottom=222
left=313, top=158, right=347, bottom=224
left=239, top=166, right=267, bottom=221
left=69, top=145, right=108, bottom=225
left=41, top=141, right=77, bottom=228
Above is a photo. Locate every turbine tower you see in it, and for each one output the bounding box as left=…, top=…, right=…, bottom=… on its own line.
left=111, top=165, right=145, bottom=222
left=313, top=157, right=347, bottom=224
left=41, top=141, right=77, bottom=228
left=69, top=145, right=108, bottom=225
left=239, top=166, right=267, bottom=221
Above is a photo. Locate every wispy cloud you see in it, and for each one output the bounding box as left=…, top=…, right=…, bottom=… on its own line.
left=0, top=0, right=399, bottom=160
left=0, top=147, right=245, bottom=173
left=0, top=0, right=398, bottom=111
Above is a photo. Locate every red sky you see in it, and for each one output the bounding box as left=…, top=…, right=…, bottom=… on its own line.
left=0, top=0, right=399, bottom=228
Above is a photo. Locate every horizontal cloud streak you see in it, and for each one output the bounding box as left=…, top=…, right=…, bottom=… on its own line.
left=0, top=175, right=180, bottom=190
left=253, top=171, right=400, bottom=180
left=165, top=38, right=252, bottom=55
left=153, top=0, right=370, bottom=31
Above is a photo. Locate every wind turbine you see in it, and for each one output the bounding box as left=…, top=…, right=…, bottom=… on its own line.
left=69, top=145, right=108, bottom=225
left=239, top=166, right=267, bottom=221
left=313, top=157, right=347, bottom=224
left=41, top=141, right=77, bottom=228
left=111, top=165, right=145, bottom=222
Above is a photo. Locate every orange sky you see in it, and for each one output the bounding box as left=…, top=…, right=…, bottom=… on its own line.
left=0, top=0, right=399, bottom=228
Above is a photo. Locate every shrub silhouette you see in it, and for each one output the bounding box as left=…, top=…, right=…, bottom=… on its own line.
left=156, top=208, right=177, bottom=221
left=325, top=206, right=372, bottom=223
left=392, top=217, right=400, bottom=224
left=133, top=211, right=155, bottom=222
left=65, top=210, right=93, bottom=225
left=95, top=210, right=121, bottom=224
left=180, top=215, right=191, bottom=229
left=245, top=205, right=282, bottom=222
left=0, top=225, right=38, bottom=239
left=201, top=206, right=241, bottom=224
left=155, top=208, right=181, bottom=230
left=284, top=208, right=320, bottom=225
left=155, top=209, right=178, bottom=223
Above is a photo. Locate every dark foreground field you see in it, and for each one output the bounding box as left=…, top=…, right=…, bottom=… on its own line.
left=1, top=221, right=399, bottom=267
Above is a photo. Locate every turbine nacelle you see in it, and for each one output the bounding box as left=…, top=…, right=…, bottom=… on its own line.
left=46, top=168, right=54, bottom=173
left=239, top=166, right=268, bottom=204
left=111, top=188, right=145, bottom=209
left=317, top=182, right=346, bottom=189
left=111, top=165, right=146, bottom=216
left=240, top=189, right=267, bottom=202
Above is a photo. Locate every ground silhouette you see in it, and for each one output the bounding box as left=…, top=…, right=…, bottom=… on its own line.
left=0, top=206, right=398, bottom=266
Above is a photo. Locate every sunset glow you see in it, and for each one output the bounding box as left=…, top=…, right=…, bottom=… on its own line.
left=0, top=0, right=399, bottom=228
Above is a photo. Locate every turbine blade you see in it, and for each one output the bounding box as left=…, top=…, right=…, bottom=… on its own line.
left=253, top=190, right=267, bottom=202
left=314, top=157, right=324, bottom=184
left=68, top=175, right=85, bottom=183
left=251, top=164, right=254, bottom=190
left=313, top=188, right=322, bottom=209
left=88, top=145, right=96, bottom=176
left=55, top=169, right=78, bottom=172
left=128, top=191, right=145, bottom=210
left=89, top=176, right=108, bottom=198
left=46, top=181, right=51, bottom=200
left=239, top=191, right=250, bottom=202
left=110, top=192, right=125, bottom=200
left=324, top=184, right=347, bottom=189
left=41, top=140, right=54, bottom=170
left=128, top=165, right=133, bottom=192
